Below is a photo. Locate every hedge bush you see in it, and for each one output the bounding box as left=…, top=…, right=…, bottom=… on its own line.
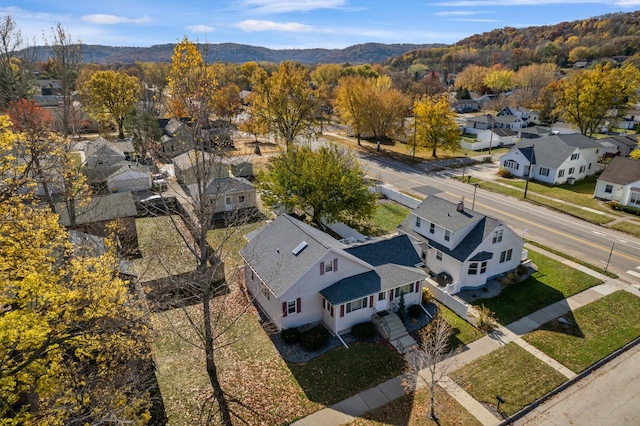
left=281, top=328, right=301, bottom=344
left=300, top=325, right=329, bottom=351
left=351, top=322, right=377, bottom=339
left=407, top=304, right=423, bottom=319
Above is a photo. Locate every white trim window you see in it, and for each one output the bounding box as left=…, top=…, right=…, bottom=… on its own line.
left=287, top=300, right=298, bottom=315
left=492, top=229, right=503, bottom=244
left=571, top=153, right=580, bottom=160
left=504, top=160, right=519, bottom=170
left=539, top=167, right=550, bottom=177
left=579, top=165, right=586, bottom=174
left=630, top=191, right=640, bottom=206
left=429, top=223, right=435, bottom=234
left=558, top=169, right=565, bottom=178
left=468, top=262, right=478, bottom=275
left=346, top=297, right=368, bottom=313
left=415, top=216, right=421, bottom=227
left=238, top=195, right=246, bottom=203
left=436, top=251, right=443, bottom=261
left=500, top=249, right=513, bottom=263
left=568, top=167, right=575, bottom=175
left=604, top=184, right=613, bottom=194
left=444, top=230, right=451, bottom=242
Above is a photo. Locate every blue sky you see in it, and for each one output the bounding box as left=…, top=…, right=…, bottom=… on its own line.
left=4, top=1, right=638, bottom=49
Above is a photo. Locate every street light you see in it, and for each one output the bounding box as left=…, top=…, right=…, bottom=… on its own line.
left=472, top=183, right=479, bottom=210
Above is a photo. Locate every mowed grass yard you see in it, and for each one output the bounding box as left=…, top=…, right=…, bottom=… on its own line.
left=471, top=250, right=603, bottom=325
left=523, top=290, right=640, bottom=373
left=453, top=343, right=567, bottom=416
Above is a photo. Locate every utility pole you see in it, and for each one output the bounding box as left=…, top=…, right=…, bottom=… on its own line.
left=524, top=146, right=535, bottom=199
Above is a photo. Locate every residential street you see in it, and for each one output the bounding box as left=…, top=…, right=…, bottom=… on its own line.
left=314, top=134, right=640, bottom=287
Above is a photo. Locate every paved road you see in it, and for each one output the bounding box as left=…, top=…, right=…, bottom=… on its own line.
left=312, top=138, right=640, bottom=286
left=516, top=343, right=640, bottom=425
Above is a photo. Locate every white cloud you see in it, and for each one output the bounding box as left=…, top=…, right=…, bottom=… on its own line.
left=435, top=0, right=601, bottom=5
left=236, top=0, right=347, bottom=13
left=453, top=18, right=499, bottom=22
left=235, top=20, right=314, bottom=32
left=81, top=14, right=151, bottom=25
left=187, top=25, right=215, bottom=33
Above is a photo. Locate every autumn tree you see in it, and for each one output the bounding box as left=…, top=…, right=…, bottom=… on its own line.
left=484, top=69, right=515, bottom=93
left=79, top=70, right=141, bottom=139
left=0, top=15, right=33, bottom=108
left=213, top=83, right=242, bottom=125
left=310, top=63, right=343, bottom=87
left=250, top=61, right=320, bottom=150
left=454, top=65, right=489, bottom=94
left=334, top=75, right=374, bottom=146
left=0, top=115, right=153, bottom=425
left=366, top=82, right=410, bottom=145
left=257, top=143, right=377, bottom=226
left=553, top=63, right=640, bottom=136
left=45, top=23, right=83, bottom=135
left=404, top=316, right=458, bottom=421
left=413, top=93, right=460, bottom=158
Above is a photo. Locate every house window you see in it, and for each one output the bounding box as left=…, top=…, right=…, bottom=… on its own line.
left=396, top=282, right=414, bottom=297
left=500, top=249, right=513, bottom=263
left=480, top=261, right=487, bottom=274
left=429, top=223, right=435, bottom=234
left=568, top=167, right=575, bottom=175
left=415, top=217, right=421, bottom=228
left=238, top=195, right=246, bottom=203
left=468, top=263, right=478, bottom=275
left=571, top=153, right=580, bottom=160
left=444, top=230, right=451, bottom=242
left=320, top=259, right=337, bottom=275
left=630, top=192, right=640, bottom=206
left=436, top=251, right=443, bottom=261
left=588, top=163, right=592, bottom=170
left=287, top=300, right=298, bottom=315
left=539, top=167, right=550, bottom=177
left=346, top=297, right=367, bottom=313
left=325, top=261, right=333, bottom=273
left=261, top=284, right=270, bottom=300
left=225, top=196, right=232, bottom=205
left=492, top=230, right=503, bottom=244
left=579, top=165, right=586, bottom=174
left=504, top=160, right=519, bottom=170
left=378, top=292, right=386, bottom=301
left=558, top=169, right=565, bottom=178
left=604, top=184, right=613, bottom=194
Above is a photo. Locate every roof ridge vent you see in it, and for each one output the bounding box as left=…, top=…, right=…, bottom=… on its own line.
left=292, top=241, right=308, bottom=256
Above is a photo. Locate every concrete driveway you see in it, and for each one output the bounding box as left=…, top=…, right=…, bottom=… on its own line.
left=517, top=343, right=640, bottom=425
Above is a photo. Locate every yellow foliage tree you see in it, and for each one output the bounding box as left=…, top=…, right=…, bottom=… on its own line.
left=413, top=94, right=460, bottom=158
left=334, top=75, right=374, bottom=146
left=0, top=116, right=152, bottom=425
left=484, top=69, right=515, bottom=93
left=79, top=70, right=140, bottom=138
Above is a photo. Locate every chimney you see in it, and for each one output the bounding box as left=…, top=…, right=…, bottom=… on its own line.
left=457, top=199, right=464, bottom=212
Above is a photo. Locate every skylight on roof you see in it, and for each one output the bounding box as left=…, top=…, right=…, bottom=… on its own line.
left=292, top=241, right=308, bottom=256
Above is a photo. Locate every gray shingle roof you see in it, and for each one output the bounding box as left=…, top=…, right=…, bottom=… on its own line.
left=598, top=157, right=640, bottom=185
left=345, top=234, right=422, bottom=267
left=320, top=264, right=426, bottom=305
left=600, top=135, right=638, bottom=148
left=413, top=196, right=482, bottom=232
left=187, top=177, right=254, bottom=199
left=513, top=134, right=599, bottom=169
left=56, top=192, right=137, bottom=226
left=239, top=214, right=347, bottom=298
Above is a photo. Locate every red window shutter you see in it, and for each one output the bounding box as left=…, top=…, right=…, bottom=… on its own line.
left=296, top=298, right=301, bottom=313
left=320, top=262, right=325, bottom=275
left=331, top=306, right=334, bottom=317
left=410, top=282, right=414, bottom=293
left=282, top=302, right=287, bottom=317
left=323, top=299, right=325, bottom=309
left=390, top=289, right=394, bottom=299
left=416, top=281, right=421, bottom=293
left=333, top=258, right=338, bottom=272
left=369, top=295, right=374, bottom=307
left=340, top=305, right=344, bottom=317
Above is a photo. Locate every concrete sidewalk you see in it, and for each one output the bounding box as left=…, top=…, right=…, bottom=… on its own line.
left=291, top=251, right=633, bottom=426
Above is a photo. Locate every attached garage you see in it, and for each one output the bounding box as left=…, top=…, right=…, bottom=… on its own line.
left=107, top=166, right=152, bottom=193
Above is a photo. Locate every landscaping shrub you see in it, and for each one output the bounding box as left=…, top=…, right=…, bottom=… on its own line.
left=500, top=271, right=520, bottom=286
left=476, top=304, right=497, bottom=333
left=497, top=167, right=513, bottom=178
left=351, top=322, right=377, bottom=339
left=517, top=264, right=529, bottom=276
left=407, top=304, right=423, bottom=319
left=300, top=325, right=330, bottom=351
left=398, top=293, right=407, bottom=323
left=422, top=287, right=434, bottom=305
left=281, top=328, right=301, bottom=344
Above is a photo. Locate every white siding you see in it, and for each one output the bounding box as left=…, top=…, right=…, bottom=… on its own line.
left=500, top=149, right=530, bottom=178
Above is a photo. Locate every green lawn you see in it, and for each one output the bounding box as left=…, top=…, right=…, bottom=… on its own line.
left=610, top=220, right=640, bottom=237
left=471, top=251, right=603, bottom=325
left=206, top=220, right=267, bottom=273
left=288, top=343, right=405, bottom=406
left=479, top=181, right=615, bottom=224
left=453, top=343, right=567, bottom=416
left=134, top=216, right=198, bottom=282
left=525, top=240, right=617, bottom=278
left=347, top=384, right=482, bottom=426
left=351, top=201, right=411, bottom=237
left=523, top=291, right=640, bottom=372
left=437, top=302, right=484, bottom=348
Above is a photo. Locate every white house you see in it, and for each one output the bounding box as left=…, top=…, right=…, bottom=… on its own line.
left=500, top=134, right=602, bottom=185
left=397, top=196, right=525, bottom=295
left=598, top=135, right=638, bottom=157
left=240, top=214, right=426, bottom=339
left=85, top=162, right=152, bottom=193
left=497, top=106, right=530, bottom=126
left=186, top=177, right=258, bottom=220
left=477, top=128, right=518, bottom=146
left=594, top=157, right=640, bottom=207
left=72, top=137, right=126, bottom=169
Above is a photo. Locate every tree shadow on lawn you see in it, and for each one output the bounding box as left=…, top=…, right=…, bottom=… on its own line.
left=470, top=275, right=584, bottom=338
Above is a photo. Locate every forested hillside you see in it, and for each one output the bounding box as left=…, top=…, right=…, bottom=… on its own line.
left=387, top=11, right=640, bottom=73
